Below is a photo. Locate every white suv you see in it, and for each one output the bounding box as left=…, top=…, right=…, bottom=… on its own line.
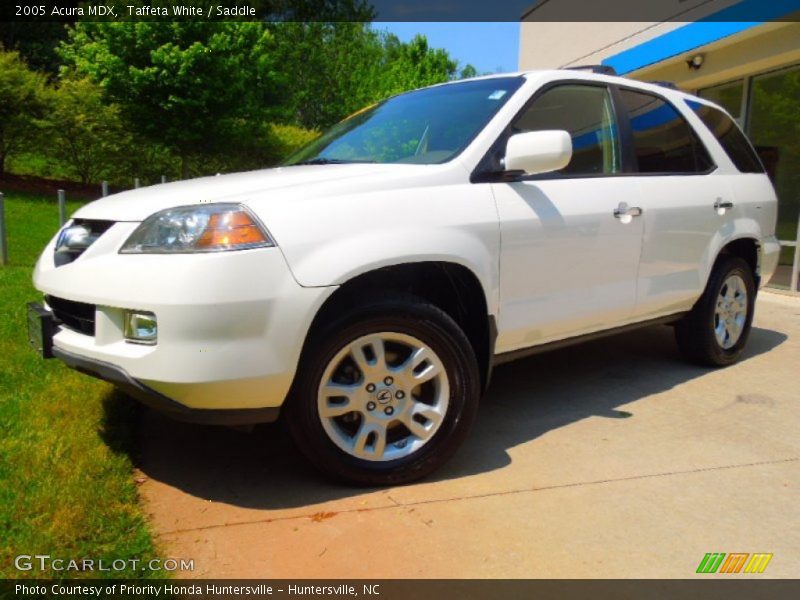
left=29, top=69, right=780, bottom=485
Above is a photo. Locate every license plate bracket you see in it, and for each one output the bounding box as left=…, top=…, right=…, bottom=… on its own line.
left=27, top=302, right=57, bottom=359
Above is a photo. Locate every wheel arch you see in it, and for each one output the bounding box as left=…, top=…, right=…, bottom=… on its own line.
left=298, top=261, right=496, bottom=394
left=702, top=217, right=764, bottom=292
left=713, top=236, right=761, bottom=288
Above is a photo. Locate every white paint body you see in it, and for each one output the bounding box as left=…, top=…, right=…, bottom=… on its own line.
left=32, top=70, right=780, bottom=411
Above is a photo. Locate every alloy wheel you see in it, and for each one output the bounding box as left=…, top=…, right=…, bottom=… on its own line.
left=714, top=274, right=748, bottom=349
left=317, top=332, right=450, bottom=461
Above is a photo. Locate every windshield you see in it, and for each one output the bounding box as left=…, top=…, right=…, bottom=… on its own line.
left=283, top=77, right=524, bottom=166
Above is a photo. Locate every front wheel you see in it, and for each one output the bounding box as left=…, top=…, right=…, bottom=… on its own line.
left=286, top=297, right=480, bottom=486
left=675, top=256, right=756, bottom=367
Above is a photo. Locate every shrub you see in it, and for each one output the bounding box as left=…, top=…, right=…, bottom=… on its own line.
left=199, top=122, right=319, bottom=175
left=0, top=49, right=48, bottom=176
left=45, top=78, right=129, bottom=184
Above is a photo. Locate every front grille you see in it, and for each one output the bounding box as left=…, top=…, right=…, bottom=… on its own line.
left=46, top=295, right=96, bottom=336
left=54, top=219, right=115, bottom=267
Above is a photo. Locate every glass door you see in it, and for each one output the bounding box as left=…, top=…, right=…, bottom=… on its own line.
left=747, top=65, right=800, bottom=290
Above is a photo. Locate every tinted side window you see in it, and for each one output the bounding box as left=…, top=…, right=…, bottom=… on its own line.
left=619, top=89, right=714, bottom=174
left=511, top=84, right=621, bottom=175
left=685, top=100, right=765, bottom=173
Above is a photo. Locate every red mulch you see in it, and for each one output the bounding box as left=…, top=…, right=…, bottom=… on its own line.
left=0, top=173, right=115, bottom=200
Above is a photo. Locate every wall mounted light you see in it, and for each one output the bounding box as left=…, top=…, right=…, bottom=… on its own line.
left=687, top=54, right=705, bottom=70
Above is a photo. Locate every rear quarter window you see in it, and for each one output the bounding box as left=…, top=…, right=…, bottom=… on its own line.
left=685, top=99, right=765, bottom=174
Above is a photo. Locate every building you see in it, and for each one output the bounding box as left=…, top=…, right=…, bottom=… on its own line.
left=519, top=0, right=800, bottom=292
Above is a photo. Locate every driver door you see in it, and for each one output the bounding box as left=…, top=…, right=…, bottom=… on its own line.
left=492, top=83, right=644, bottom=354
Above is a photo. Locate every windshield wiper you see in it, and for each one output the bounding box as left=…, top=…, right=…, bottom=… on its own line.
left=291, top=158, right=376, bottom=166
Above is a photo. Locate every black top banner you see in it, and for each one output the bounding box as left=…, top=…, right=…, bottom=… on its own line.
left=2, top=0, right=800, bottom=22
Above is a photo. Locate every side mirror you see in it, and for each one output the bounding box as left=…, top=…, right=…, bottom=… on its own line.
left=504, top=130, right=572, bottom=175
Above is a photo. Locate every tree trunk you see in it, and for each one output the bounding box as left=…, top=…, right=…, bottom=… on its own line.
left=181, top=153, right=189, bottom=180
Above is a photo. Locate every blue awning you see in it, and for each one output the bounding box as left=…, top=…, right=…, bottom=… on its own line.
left=601, top=0, right=800, bottom=75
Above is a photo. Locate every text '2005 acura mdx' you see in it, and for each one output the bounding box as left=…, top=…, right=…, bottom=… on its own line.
left=29, top=69, right=779, bottom=485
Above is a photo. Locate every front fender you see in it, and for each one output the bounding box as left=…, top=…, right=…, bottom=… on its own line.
left=259, top=184, right=501, bottom=314
left=283, top=227, right=499, bottom=314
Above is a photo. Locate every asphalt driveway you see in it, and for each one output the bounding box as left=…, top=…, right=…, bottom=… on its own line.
left=136, top=291, right=799, bottom=578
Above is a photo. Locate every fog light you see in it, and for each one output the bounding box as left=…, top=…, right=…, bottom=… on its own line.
left=124, top=311, right=157, bottom=345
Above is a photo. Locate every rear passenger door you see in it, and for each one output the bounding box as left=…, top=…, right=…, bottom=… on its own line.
left=618, top=88, right=732, bottom=319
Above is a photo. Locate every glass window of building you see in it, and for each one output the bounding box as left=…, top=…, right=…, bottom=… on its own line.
left=746, top=65, right=800, bottom=287
left=698, top=79, right=745, bottom=122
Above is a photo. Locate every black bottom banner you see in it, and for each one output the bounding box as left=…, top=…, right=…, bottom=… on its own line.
left=3, top=580, right=800, bottom=600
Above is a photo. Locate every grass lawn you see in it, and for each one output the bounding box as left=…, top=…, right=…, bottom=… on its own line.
left=0, top=192, right=161, bottom=579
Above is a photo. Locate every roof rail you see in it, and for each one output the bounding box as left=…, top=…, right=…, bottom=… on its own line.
left=566, top=65, right=617, bottom=76
left=648, top=80, right=680, bottom=90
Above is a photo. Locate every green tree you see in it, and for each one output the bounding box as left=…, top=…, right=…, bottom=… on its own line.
left=271, top=26, right=458, bottom=131
left=45, top=78, right=129, bottom=184
left=59, top=19, right=463, bottom=178
left=459, top=64, right=478, bottom=79
left=380, top=34, right=458, bottom=95
left=0, top=49, right=48, bottom=176
left=270, top=22, right=383, bottom=129
left=202, top=122, right=319, bottom=173
left=59, top=22, right=279, bottom=178
left=0, top=23, right=70, bottom=77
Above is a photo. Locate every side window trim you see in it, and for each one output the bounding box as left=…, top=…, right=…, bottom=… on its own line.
left=470, top=79, right=717, bottom=183
left=613, top=83, right=717, bottom=176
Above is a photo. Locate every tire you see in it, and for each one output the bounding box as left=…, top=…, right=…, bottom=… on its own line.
left=675, top=256, right=756, bottom=367
left=286, top=295, right=481, bottom=486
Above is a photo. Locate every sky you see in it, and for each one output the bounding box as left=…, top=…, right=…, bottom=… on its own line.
left=374, top=22, right=521, bottom=75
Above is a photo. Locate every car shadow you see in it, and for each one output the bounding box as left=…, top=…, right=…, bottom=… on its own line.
left=103, top=324, right=786, bottom=510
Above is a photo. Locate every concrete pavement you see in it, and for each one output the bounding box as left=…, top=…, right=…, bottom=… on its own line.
left=136, top=292, right=799, bottom=578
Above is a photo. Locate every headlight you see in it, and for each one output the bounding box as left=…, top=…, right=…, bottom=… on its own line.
left=120, top=203, right=274, bottom=254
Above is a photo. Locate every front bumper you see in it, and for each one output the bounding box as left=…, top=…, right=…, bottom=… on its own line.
left=32, top=221, right=334, bottom=416
left=52, top=346, right=280, bottom=424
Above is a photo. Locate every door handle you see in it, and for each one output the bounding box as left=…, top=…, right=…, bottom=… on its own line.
left=714, top=198, right=734, bottom=213
left=613, top=203, right=642, bottom=219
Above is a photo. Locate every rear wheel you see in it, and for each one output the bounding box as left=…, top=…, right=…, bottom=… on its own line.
left=287, top=296, right=480, bottom=485
left=675, top=256, right=756, bottom=367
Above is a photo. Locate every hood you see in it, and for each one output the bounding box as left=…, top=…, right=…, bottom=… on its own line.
left=72, top=163, right=455, bottom=222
